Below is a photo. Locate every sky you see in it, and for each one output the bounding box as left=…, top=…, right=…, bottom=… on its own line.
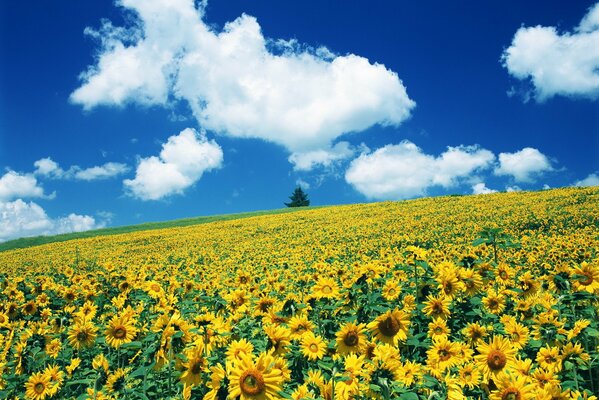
left=0, top=0, right=598, bottom=241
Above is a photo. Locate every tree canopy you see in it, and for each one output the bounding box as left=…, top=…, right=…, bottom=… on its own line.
left=285, top=187, right=310, bottom=207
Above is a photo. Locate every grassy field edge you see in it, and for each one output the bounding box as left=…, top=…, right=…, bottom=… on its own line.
left=0, top=206, right=322, bottom=252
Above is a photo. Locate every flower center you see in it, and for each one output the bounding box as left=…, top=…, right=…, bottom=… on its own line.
left=580, top=273, right=593, bottom=286
left=34, top=382, right=45, bottom=394
left=378, top=315, right=400, bottom=337
left=151, top=283, right=161, bottom=292
left=501, top=389, right=521, bottom=400
left=487, top=349, right=507, bottom=371
left=344, top=331, right=359, bottom=347
left=309, top=343, right=319, bottom=352
left=114, top=327, right=127, bottom=339
left=438, top=349, right=451, bottom=361
left=322, top=285, right=332, bottom=294
left=191, top=361, right=203, bottom=374
left=240, top=370, right=265, bottom=396
left=77, top=331, right=89, bottom=341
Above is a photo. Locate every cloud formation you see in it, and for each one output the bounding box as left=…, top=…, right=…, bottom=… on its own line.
left=345, top=141, right=495, bottom=200
left=494, top=147, right=553, bottom=183
left=34, top=157, right=129, bottom=181
left=0, top=171, right=47, bottom=201
left=574, top=172, right=599, bottom=187
left=472, top=182, right=497, bottom=195
left=0, top=199, right=101, bottom=242
left=124, top=128, right=223, bottom=200
left=71, top=0, right=415, bottom=168
left=502, top=2, right=599, bottom=100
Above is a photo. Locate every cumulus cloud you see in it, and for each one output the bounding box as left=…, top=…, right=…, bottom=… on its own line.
left=574, top=172, right=599, bottom=186
left=0, top=199, right=101, bottom=242
left=502, top=2, right=599, bottom=100
left=71, top=0, right=415, bottom=169
left=472, top=182, right=497, bottom=195
left=288, top=141, right=360, bottom=171
left=345, top=141, right=495, bottom=200
left=73, top=162, right=130, bottom=180
left=124, top=128, right=223, bottom=200
left=494, top=147, right=553, bottom=183
left=0, top=171, right=47, bottom=201
left=33, top=157, right=129, bottom=181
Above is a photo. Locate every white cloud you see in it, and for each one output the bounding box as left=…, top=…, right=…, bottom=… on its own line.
left=506, top=185, right=522, bottom=192
left=288, top=141, right=358, bottom=171
left=0, top=199, right=101, bottom=242
left=33, top=157, right=129, bottom=181
left=502, top=2, right=599, bottom=100
left=345, top=141, right=495, bottom=200
left=494, top=147, right=553, bottom=183
left=574, top=172, right=599, bottom=186
left=295, top=178, right=310, bottom=190
left=73, top=162, right=130, bottom=180
left=472, top=182, right=497, bottom=195
left=0, top=171, right=46, bottom=201
left=34, top=157, right=64, bottom=177
left=71, top=0, right=415, bottom=168
left=124, top=128, right=223, bottom=200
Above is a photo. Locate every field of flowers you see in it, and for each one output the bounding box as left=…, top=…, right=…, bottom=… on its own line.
left=0, top=187, right=597, bottom=400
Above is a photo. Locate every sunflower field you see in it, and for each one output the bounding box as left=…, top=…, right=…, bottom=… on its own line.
left=0, top=187, right=597, bottom=400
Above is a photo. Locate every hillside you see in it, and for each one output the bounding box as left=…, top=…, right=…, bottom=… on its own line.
left=0, top=186, right=597, bottom=399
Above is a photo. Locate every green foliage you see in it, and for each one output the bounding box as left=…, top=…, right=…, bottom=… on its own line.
left=285, top=186, right=310, bottom=207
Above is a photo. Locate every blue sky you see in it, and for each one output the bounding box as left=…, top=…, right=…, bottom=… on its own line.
left=0, top=0, right=598, bottom=241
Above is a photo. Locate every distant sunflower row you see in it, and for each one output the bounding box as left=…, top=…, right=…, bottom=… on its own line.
left=0, top=186, right=597, bottom=399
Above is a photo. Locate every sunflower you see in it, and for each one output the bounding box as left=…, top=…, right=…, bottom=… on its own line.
left=396, top=360, right=422, bottom=387
left=381, top=279, right=401, bottom=301
left=105, top=368, right=129, bottom=395
left=144, top=280, right=164, bottom=299
left=92, top=354, right=110, bottom=372
left=428, top=317, right=450, bottom=340
left=74, top=301, right=98, bottom=320
left=67, top=319, right=97, bottom=350
left=475, top=336, right=517, bottom=381
left=570, top=261, right=599, bottom=293
left=436, top=265, right=465, bottom=300
left=312, top=277, right=341, bottom=299
left=287, top=314, right=315, bottom=339
left=105, top=314, right=138, bottom=349
left=368, top=309, right=410, bottom=346
left=536, top=345, right=562, bottom=372
left=457, top=363, right=480, bottom=389
left=495, top=263, right=514, bottom=286
left=204, top=364, right=228, bottom=400
left=23, top=300, right=37, bottom=316
left=0, top=311, right=9, bottom=328
left=25, top=371, right=52, bottom=400
left=489, top=373, right=535, bottom=400
left=459, top=268, right=484, bottom=296
left=532, top=368, right=560, bottom=389
left=335, top=322, right=367, bottom=356
left=300, top=332, right=327, bottom=361
left=422, top=294, right=451, bottom=319
left=462, top=322, right=488, bottom=346
left=226, top=339, right=255, bottom=364
left=43, top=364, right=64, bottom=396
left=45, top=338, right=61, bottom=359
left=228, top=352, right=284, bottom=400
left=482, top=289, right=506, bottom=315
left=180, top=343, right=208, bottom=387
left=65, top=357, right=81, bottom=377
left=504, top=320, right=529, bottom=350
left=426, top=337, right=463, bottom=374
left=263, top=324, right=291, bottom=356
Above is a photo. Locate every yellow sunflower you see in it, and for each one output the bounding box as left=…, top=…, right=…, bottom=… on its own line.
left=105, top=368, right=129, bottom=395
left=536, top=345, right=562, bottom=372
left=287, top=314, right=315, bottom=339
left=67, top=319, right=97, bottom=350
left=300, top=332, right=327, bottom=361
left=475, top=336, right=517, bottom=381
left=368, top=309, right=410, bottom=346
left=226, top=339, right=255, bottom=364
left=180, top=343, right=208, bottom=387
left=105, top=314, right=138, bottom=349
left=489, top=373, right=535, bottom=400
left=228, top=352, right=284, bottom=400
left=311, top=277, right=341, bottom=299
left=422, top=294, right=451, bottom=319
left=381, top=279, right=401, bottom=301
left=426, top=337, right=463, bottom=374
left=24, top=371, right=52, bottom=400
left=335, top=321, right=367, bottom=356
left=571, top=261, right=599, bottom=293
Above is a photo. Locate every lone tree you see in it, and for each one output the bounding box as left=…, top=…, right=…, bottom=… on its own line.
left=285, top=186, right=310, bottom=207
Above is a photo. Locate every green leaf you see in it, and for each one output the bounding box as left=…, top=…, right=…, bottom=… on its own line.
left=472, top=238, right=488, bottom=246
left=399, top=392, right=419, bottom=400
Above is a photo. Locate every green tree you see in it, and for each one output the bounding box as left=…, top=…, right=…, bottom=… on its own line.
left=285, top=186, right=310, bottom=207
